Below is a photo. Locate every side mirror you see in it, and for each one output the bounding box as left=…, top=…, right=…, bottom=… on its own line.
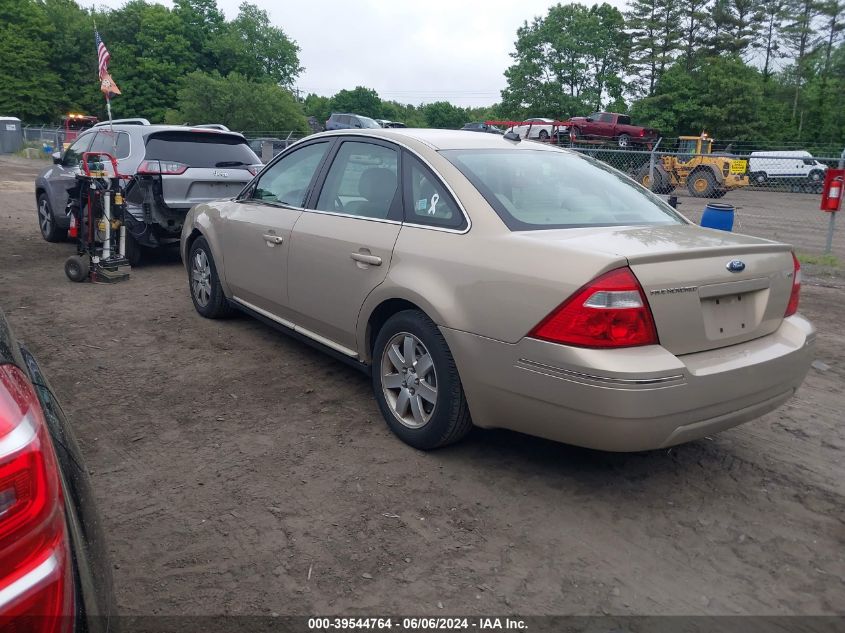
left=585, top=118, right=594, bottom=123
left=354, top=123, right=362, bottom=128
left=52, top=152, right=62, bottom=164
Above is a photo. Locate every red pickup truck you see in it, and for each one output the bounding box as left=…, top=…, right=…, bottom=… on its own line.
left=565, top=112, right=659, bottom=148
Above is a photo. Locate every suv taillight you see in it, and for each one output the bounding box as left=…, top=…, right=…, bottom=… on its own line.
left=137, top=160, right=188, bottom=175
left=0, top=364, right=73, bottom=631
left=529, top=267, right=658, bottom=348
left=785, top=252, right=801, bottom=317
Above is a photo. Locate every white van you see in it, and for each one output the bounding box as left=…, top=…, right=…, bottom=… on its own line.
left=748, top=150, right=827, bottom=185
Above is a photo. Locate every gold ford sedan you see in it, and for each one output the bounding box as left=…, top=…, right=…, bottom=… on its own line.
left=181, top=129, right=815, bottom=451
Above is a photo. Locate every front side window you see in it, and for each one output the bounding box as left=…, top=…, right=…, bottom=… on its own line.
left=441, top=148, right=684, bottom=231
left=356, top=116, right=382, bottom=129
left=597, top=113, right=613, bottom=123
left=316, top=141, right=398, bottom=219
left=251, top=142, right=329, bottom=207
left=63, top=133, right=94, bottom=167
left=403, top=154, right=466, bottom=230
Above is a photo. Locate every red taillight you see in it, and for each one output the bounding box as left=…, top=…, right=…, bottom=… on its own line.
left=529, top=267, right=659, bottom=348
left=247, top=165, right=259, bottom=176
left=785, top=252, right=801, bottom=317
left=137, top=160, right=188, bottom=175
left=0, top=364, right=73, bottom=629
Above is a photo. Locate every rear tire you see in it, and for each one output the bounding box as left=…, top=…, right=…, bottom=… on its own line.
left=38, top=194, right=66, bottom=243
left=372, top=310, right=472, bottom=450
left=751, top=171, right=767, bottom=186
left=188, top=236, right=233, bottom=319
left=64, top=255, right=89, bottom=282
left=123, top=233, right=142, bottom=266
left=617, top=133, right=631, bottom=148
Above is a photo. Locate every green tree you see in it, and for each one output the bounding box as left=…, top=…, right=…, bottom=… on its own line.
left=173, top=0, right=225, bottom=69
left=708, top=0, right=766, bottom=56
left=303, top=93, right=332, bottom=123
left=421, top=101, right=468, bottom=128
left=169, top=70, right=308, bottom=132
left=329, top=86, right=382, bottom=118
left=759, top=0, right=789, bottom=80
left=0, top=0, right=62, bottom=121
left=626, top=0, right=682, bottom=95
left=210, top=2, right=302, bottom=87
left=501, top=3, right=628, bottom=118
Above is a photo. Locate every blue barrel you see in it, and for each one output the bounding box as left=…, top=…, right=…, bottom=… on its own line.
left=701, top=202, right=735, bottom=232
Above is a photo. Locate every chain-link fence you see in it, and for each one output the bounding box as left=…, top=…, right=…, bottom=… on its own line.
left=21, top=125, right=65, bottom=152
left=565, top=143, right=844, bottom=258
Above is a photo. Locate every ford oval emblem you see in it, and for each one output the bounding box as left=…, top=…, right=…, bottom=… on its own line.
left=727, top=259, right=746, bottom=273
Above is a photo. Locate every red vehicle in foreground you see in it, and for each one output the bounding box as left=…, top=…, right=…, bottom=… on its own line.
left=565, top=112, right=659, bottom=148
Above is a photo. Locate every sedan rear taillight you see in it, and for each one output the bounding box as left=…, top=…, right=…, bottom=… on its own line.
left=0, top=364, right=73, bottom=631
left=529, top=267, right=658, bottom=348
left=784, top=252, right=801, bottom=317
left=137, top=160, right=188, bottom=175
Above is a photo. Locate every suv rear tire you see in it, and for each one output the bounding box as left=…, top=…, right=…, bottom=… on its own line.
left=372, top=310, right=472, bottom=450
left=188, top=236, right=233, bottom=319
left=37, top=194, right=66, bottom=243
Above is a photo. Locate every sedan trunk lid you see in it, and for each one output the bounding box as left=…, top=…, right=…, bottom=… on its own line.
left=523, top=224, right=796, bottom=355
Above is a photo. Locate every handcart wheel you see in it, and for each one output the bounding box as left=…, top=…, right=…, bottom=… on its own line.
left=65, top=255, right=90, bottom=282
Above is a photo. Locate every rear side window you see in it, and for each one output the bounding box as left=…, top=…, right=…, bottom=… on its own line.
left=618, top=115, right=631, bottom=125
left=88, top=130, right=130, bottom=159
left=315, top=141, right=398, bottom=219
left=144, top=131, right=258, bottom=168
left=442, top=148, right=684, bottom=230
left=403, top=153, right=466, bottom=230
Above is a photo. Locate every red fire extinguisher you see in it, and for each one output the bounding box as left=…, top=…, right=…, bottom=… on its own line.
left=821, top=169, right=845, bottom=212
left=68, top=212, right=78, bottom=238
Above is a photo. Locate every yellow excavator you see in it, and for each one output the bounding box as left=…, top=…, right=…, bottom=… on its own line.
left=635, top=134, right=749, bottom=197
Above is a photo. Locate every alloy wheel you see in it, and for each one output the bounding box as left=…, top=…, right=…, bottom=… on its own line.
left=38, top=199, right=52, bottom=237
left=381, top=332, right=438, bottom=429
left=191, top=248, right=212, bottom=308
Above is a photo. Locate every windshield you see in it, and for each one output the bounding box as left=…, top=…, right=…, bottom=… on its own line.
left=441, top=148, right=685, bottom=230
left=358, top=116, right=381, bottom=129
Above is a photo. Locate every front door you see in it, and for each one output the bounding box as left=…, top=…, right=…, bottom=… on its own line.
left=45, top=132, right=95, bottom=219
left=219, top=140, right=333, bottom=320
left=287, top=139, right=403, bottom=355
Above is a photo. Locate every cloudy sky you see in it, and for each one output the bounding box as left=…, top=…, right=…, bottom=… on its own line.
left=96, top=0, right=626, bottom=107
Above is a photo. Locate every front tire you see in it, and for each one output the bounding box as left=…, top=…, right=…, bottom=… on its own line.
left=372, top=310, right=472, bottom=450
left=188, top=236, right=233, bottom=319
left=38, top=194, right=66, bottom=242
left=64, top=255, right=89, bottom=282
left=538, top=129, right=549, bottom=141
left=687, top=171, right=717, bottom=197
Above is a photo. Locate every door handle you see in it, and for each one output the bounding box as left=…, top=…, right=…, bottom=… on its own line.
left=263, top=234, right=283, bottom=245
left=350, top=252, right=382, bottom=266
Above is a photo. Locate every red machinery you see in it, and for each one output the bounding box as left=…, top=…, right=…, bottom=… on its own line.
left=61, top=113, right=99, bottom=145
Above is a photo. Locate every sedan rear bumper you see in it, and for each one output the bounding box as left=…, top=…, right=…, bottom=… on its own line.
left=441, top=315, right=815, bottom=452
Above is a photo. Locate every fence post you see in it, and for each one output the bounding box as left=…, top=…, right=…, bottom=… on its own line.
left=825, top=147, right=845, bottom=254
left=649, top=137, right=663, bottom=192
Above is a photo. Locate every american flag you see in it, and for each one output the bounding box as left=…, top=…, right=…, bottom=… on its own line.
left=95, top=31, right=110, bottom=80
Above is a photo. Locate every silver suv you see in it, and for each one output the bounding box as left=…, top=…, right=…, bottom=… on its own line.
left=35, top=123, right=261, bottom=263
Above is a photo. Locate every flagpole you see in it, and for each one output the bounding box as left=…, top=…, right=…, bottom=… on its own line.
left=106, top=95, right=116, bottom=158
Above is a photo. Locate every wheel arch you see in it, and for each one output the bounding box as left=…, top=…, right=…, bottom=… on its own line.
left=358, top=293, right=446, bottom=365
left=182, top=208, right=232, bottom=297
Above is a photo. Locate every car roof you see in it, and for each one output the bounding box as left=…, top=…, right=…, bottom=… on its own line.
left=84, top=124, right=247, bottom=141
left=312, top=128, right=563, bottom=151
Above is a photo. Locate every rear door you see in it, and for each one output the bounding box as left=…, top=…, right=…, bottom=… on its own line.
left=286, top=138, right=403, bottom=354
left=142, top=131, right=259, bottom=209
left=219, top=140, right=333, bottom=320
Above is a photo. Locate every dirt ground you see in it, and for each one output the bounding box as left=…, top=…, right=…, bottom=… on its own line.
left=1, top=155, right=843, bottom=616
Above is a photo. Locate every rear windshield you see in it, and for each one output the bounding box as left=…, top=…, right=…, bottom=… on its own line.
left=144, top=131, right=258, bottom=167
left=440, top=148, right=685, bottom=230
